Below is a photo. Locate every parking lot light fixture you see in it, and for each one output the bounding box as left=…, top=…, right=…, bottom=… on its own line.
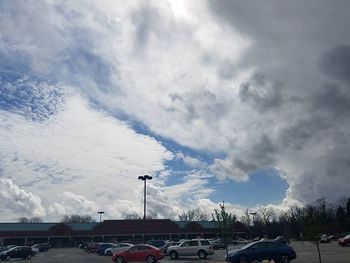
left=98, top=211, right=104, bottom=223
left=138, top=175, right=152, bottom=242
left=250, top=212, right=256, bottom=226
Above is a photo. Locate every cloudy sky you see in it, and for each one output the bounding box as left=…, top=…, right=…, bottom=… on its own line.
left=0, top=0, right=350, bottom=222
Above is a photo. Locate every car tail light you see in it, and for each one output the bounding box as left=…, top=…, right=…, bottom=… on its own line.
left=209, top=246, right=212, bottom=250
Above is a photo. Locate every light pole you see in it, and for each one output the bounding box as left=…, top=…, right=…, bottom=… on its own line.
left=250, top=212, right=256, bottom=226
left=250, top=211, right=256, bottom=238
left=138, top=175, right=152, bottom=243
left=98, top=211, right=104, bottom=223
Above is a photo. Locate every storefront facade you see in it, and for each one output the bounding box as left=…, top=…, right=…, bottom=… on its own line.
left=0, top=219, right=247, bottom=247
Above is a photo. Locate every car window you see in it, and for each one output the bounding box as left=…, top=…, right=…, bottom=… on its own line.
left=120, top=244, right=129, bottom=247
left=250, top=243, right=266, bottom=249
left=141, top=245, right=152, bottom=251
left=201, top=240, right=210, bottom=246
left=181, top=241, right=190, bottom=247
left=189, top=241, right=198, bottom=247
left=129, top=246, right=138, bottom=252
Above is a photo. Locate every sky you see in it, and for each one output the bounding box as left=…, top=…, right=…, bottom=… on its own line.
left=0, top=0, right=350, bottom=222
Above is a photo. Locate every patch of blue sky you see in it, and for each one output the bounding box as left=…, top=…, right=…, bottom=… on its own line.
left=59, top=48, right=115, bottom=93
left=0, top=49, right=31, bottom=74
left=131, top=120, right=225, bottom=161
left=210, top=169, right=289, bottom=207
left=88, top=97, right=225, bottom=166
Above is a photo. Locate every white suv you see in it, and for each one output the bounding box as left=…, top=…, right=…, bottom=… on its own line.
left=167, top=239, right=214, bottom=259
left=104, top=243, right=133, bottom=256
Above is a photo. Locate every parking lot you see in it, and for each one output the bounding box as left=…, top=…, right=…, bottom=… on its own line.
left=27, top=242, right=349, bottom=263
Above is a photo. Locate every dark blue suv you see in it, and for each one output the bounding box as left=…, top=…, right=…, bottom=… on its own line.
left=226, top=240, right=296, bottom=263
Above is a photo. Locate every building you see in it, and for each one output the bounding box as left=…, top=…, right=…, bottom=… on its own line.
left=0, top=219, right=247, bottom=247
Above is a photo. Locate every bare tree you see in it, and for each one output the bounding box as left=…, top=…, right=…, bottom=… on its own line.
left=124, top=213, right=141, bottom=220
left=30, top=216, right=43, bottom=223
left=61, top=214, right=95, bottom=223
left=146, top=211, right=158, bottom=219
left=240, top=208, right=252, bottom=227
left=178, top=208, right=209, bottom=221
left=257, top=207, right=275, bottom=225
left=18, top=217, right=43, bottom=223
left=18, top=217, right=29, bottom=223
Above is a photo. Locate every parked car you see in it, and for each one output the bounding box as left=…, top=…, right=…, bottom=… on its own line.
left=236, top=238, right=249, bottom=244
left=6, top=245, right=16, bottom=250
left=95, top=243, right=115, bottom=255
left=338, top=234, right=350, bottom=247
left=147, top=240, right=166, bottom=248
left=32, top=242, right=50, bottom=252
left=226, top=240, right=297, bottom=263
left=167, top=239, right=214, bottom=259
left=85, top=241, right=99, bottom=253
left=209, top=238, right=227, bottom=250
left=31, top=246, right=39, bottom=255
left=105, top=243, right=134, bottom=256
left=0, top=246, right=34, bottom=261
left=112, top=244, right=164, bottom=263
left=275, top=236, right=291, bottom=245
left=161, top=242, right=180, bottom=255
left=320, top=234, right=331, bottom=243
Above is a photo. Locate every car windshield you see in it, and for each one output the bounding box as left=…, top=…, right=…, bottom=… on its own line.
left=240, top=243, right=253, bottom=250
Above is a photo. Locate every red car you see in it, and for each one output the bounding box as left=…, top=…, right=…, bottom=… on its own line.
left=338, top=234, right=350, bottom=247
left=112, top=244, right=164, bottom=263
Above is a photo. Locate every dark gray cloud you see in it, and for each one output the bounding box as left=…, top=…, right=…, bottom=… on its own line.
left=279, top=117, right=331, bottom=151
left=239, top=73, right=282, bottom=112
left=167, top=90, right=230, bottom=124
left=320, top=45, right=350, bottom=83
left=235, top=135, right=276, bottom=173
left=312, top=83, right=350, bottom=117
left=207, top=0, right=350, bottom=203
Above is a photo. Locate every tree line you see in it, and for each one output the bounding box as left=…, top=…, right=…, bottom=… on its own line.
left=17, top=197, right=350, bottom=239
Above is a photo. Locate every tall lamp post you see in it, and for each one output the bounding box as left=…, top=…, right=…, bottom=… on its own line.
left=138, top=175, right=152, bottom=243
left=98, top=211, right=105, bottom=223
left=250, top=212, right=256, bottom=226
left=250, top=211, right=256, bottom=238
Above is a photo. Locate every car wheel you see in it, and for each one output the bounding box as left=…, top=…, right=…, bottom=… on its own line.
left=280, top=254, right=290, bottom=263
left=27, top=254, right=33, bottom=260
left=198, top=250, right=207, bottom=259
left=239, top=256, right=248, bottom=263
left=169, top=250, right=178, bottom=259
left=107, top=251, right=112, bottom=256
left=146, top=255, right=156, bottom=263
left=115, top=256, right=124, bottom=263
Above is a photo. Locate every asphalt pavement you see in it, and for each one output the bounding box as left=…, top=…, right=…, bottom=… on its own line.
left=27, top=242, right=350, bottom=263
